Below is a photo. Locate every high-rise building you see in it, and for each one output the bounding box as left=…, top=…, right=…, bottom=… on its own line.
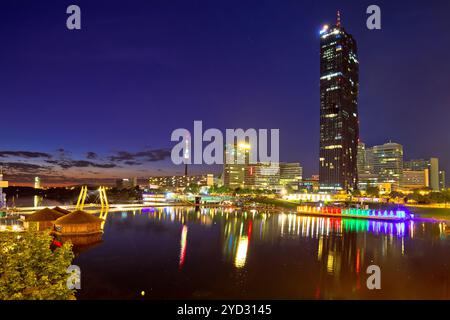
left=401, top=169, right=429, bottom=190
left=279, top=162, right=303, bottom=190
left=404, top=158, right=439, bottom=191
left=369, top=142, right=403, bottom=188
left=148, top=174, right=214, bottom=190
left=319, top=12, right=359, bottom=192
left=223, top=142, right=250, bottom=189
left=357, top=141, right=373, bottom=175
left=439, top=170, right=446, bottom=190
left=357, top=173, right=379, bottom=191
left=299, top=175, right=320, bottom=193
left=357, top=142, right=366, bottom=175
left=357, top=141, right=378, bottom=190
left=116, top=177, right=138, bottom=189
left=34, top=176, right=41, bottom=189
left=0, top=167, right=7, bottom=208
left=245, top=162, right=280, bottom=190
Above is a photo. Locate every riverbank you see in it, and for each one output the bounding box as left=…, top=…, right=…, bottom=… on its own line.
left=406, top=206, right=450, bottom=221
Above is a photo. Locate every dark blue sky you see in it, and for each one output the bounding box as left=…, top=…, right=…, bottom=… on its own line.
left=0, top=0, right=449, bottom=185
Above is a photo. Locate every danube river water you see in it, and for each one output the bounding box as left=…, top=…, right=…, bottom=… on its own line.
left=73, top=206, right=450, bottom=299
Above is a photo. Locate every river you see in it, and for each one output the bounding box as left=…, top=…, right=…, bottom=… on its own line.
left=71, top=206, right=450, bottom=299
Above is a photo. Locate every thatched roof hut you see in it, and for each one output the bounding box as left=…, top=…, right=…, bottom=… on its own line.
left=52, top=206, right=71, bottom=215
left=53, top=210, right=103, bottom=236
left=25, top=207, right=65, bottom=231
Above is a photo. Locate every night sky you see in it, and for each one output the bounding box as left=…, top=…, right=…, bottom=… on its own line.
left=1, top=0, right=449, bottom=186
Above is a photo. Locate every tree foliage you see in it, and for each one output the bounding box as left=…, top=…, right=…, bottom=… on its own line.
left=0, top=231, right=75, bottom=300
left=406, top=189, right=450, bottom=204
left=184, top=183, right=200, bottom=194
left=208, top=185, right=232, bottom=194
left=366, top=186, right=380, bottom=197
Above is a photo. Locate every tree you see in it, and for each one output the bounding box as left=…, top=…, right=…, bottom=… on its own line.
left=366, top=186, right=380, bottom=197
left=0, top=231, right=75, bottom=300
left=184, top=183, right=200, bottom=194
left=389, top=191, right=405, bottom=199
left=209, top=185, right=232, bottom=194
left=284, top=185, right=294, bottom=194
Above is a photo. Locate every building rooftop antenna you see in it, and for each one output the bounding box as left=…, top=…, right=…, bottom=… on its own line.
left=337, top=10, right=341, bottom=27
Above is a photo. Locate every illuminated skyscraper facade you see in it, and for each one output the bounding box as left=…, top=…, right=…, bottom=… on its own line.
left=370, top=142, right=403, bottom=188
left=404, top=158, right=440, bottom=191
left=0, top=167, right=7, bottom=208
left=319, top=12, right=359, bottom=191
left=223, top=142, right=250, bottom=189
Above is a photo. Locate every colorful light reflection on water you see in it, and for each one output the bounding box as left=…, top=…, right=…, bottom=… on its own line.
left=72, top=207, right=450, bottom=300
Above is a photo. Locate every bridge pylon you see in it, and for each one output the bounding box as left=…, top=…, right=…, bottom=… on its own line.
left=76, top=185, right=88, bottom=210
left=98, top=186, right=109, bottom=208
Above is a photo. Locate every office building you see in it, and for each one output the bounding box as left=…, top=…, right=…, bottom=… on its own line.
left=245, top=162, right=280, bottom=190
left=148, top=174, right=214, bottom=190
left=279, top=162, right=303, bottom=190
left=401, top=169, right=429, bottom=190
left=368, top=142, right=403, bottom=188
left=116, top=177, right=138, bottom=189
left=223, top=142, right=251, bottom=189
left=299, top=176, right=320, bottom=193
left=439, top=170, right=446, bottom=190
left=0, top=167, right=7, bottom=208
left=357, top=141, right=373, bottom=176
left=403, top=158, right=439, bottom=191
left=319, top=12, right=359, bottom=192
left=357, top=173, right=379, bottom=191
left=357, top=142, right=366, bottom=175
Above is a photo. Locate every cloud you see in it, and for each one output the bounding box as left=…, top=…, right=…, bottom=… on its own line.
left=0, top=151, right=52, bottom=159
left=0, top=147, right=173, bottom=185
left=109, top=149, right=171, bottom=163
left=46, top=160, right=117, bottom=169
left=86, top=152, right=98, bottom=160
left=124, top=161, right=143, bottom=166
left=2, top=162, right=52, bottom=175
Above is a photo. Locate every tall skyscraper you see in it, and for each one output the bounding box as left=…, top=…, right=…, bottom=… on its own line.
left=319, top=12, right=359, bottom=192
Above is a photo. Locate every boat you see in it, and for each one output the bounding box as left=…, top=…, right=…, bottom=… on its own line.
left=296, top=205, right=412, bottom=221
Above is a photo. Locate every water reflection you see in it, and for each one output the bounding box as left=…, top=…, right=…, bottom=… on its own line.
left=74, top=207, right=450, bottom=299
left=179, top=225, right=188, bottom=269
left=139, top=207, right=448, bottom=272
left=33, top=195, right=43, bottom=208
left=279, top=214, right=408, bottom=238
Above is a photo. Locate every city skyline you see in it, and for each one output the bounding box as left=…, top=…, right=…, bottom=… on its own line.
left=1, top=1, right=450, bottom=186
left=2, top=2, right=450, bottom=305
